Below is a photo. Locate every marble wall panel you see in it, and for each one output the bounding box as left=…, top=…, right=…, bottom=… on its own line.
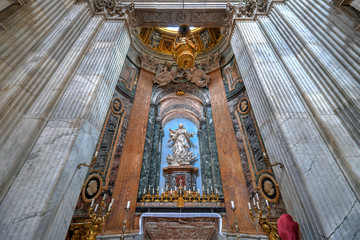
left=228, top=92, right=286, bottom=218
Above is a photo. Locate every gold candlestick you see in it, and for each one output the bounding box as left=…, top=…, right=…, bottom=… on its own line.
left=231, top=207, right=240, bottom=234
left=81, top=199, right=112, bottom=240
left=249, top=201, right=280, bottom=240
left=120, top=206, right=130, bottom=240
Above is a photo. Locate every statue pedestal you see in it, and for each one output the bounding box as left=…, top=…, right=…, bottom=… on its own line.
left=163, top=165, right=198, bottom=191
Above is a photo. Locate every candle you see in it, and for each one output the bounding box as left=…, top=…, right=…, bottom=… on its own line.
left=231, top=201, right=235, bottom=209
left=215, top=189, right=218, bottom=195
left=248, top=202, right=251, bottom=210
left=91, top=198, right=94, bottom=207
left=184, top=185, right=186, bottom=191
left=94, top=204, right=98, bottom=212
left=144, top=188, right=146, bottom=194
left=103, top=193, right=106, bottom=201
left=211, top=186, right=213, bottom=192
left=165, top=185, right=168, bottom=191
left=257, top=202, right=260, bottom=209
left=198, top=188, right=200, bottom=193
left=108, top=204, right=112, bottom=211
left=126, top=201, right=130, bottom=209
left=157, top=186, right=159, bottom=192
left=111, top=198, right=114, bottom=204
left=161, top=188, right=163, bottom=194
left=152, top=188, right=154, bottom=195
left=202, top=185, right=204, bottom=191
left=266, top=200, right=269, bottom=206
left=256, top=193, right=259, bottom=201
left=95, top=151, right=98, bottom=157
left=253, top=198, right=256, bottom=205
left=171, top=189, right=173, bottom=194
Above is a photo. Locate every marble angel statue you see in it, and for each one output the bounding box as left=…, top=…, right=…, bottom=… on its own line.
left=166, top=123, right=198, bottom=166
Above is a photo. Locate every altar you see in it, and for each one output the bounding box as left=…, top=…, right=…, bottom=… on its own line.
left=139, top=212, right=222, bottom=240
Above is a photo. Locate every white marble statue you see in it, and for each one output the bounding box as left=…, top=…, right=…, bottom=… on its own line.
left=166, top=123, right=198, bottom=166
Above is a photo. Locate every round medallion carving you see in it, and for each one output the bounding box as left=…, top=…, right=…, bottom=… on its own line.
left=238, top=97, right=250, bottom=114
left=111, top=97, right=123, bottom=114
left=259, top=174, right=280, bottom=203
left=82, top=174, right=103, bottom=202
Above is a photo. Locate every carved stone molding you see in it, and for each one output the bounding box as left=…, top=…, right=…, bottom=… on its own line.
left=140, top=53, right=160, bottom=73
left=136, top=9, right=226, bottom=28
left=200, top=52, right=221, bottom=73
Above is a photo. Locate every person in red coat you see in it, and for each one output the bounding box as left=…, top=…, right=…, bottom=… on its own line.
left=277, top=214, right=300, bottom=240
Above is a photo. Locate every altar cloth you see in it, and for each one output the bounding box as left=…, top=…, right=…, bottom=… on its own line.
left=139, top=212, right=222, bottom=235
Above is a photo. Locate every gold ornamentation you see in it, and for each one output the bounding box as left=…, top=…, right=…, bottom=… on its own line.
left=263, top=152, right=284, bottom=169
left=173, top=25, right=199, bottom=69
left=249, top=201, right=280, bottom=240
left=176, top=90, right=185, bottom=96
left=140, top=190, right=220, bottom=204
left=77, top=155, right=97, bottom=169
left=69, top=199, right=111, bottom=240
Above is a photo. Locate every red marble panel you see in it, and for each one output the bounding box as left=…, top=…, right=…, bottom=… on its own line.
left=103, top=69, right=154, bottom=234
left=208, top=69, right=259, bottom=234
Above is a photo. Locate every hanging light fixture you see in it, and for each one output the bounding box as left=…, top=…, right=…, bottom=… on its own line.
left=172, top=0, right=199, bottom=69
left=173, top=24, right=198, bottom=69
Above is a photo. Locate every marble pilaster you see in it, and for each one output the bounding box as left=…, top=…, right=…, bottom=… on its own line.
left=231, top=0, right=360, bottom=238
left=0, top=4, right=130, bottom=238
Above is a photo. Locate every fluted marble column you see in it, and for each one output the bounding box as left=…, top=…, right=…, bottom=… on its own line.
left=0, top=1, right=130, bottom=239
left=0, top=0, right=13, bottom=12
left=231, top=0, right=360, bottom=239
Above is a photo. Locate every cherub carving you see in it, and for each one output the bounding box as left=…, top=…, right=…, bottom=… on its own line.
left=186, top=67, right=211, bottom=88
left=153, top=63, right=178, bottom=87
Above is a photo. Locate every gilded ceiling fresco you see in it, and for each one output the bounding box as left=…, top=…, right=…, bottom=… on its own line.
left=138, top=27, right=222, bottom=55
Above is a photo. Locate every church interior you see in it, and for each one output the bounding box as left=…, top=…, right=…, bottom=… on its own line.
left=0, top=0, right=359, bottom=239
